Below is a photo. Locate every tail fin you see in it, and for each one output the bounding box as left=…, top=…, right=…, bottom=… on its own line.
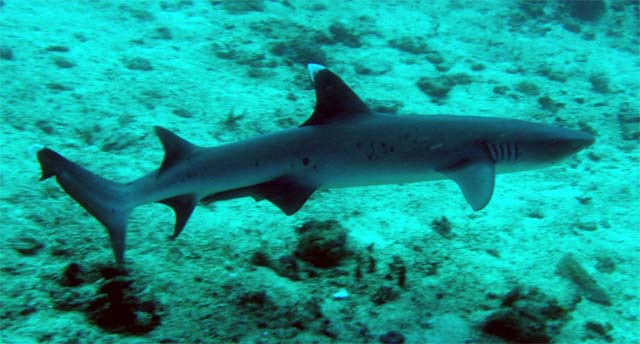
left=37, top=148, right=131, bottom=264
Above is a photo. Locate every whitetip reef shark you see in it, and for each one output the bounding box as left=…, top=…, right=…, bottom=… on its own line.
left=37, top=64, right=595, bottom=264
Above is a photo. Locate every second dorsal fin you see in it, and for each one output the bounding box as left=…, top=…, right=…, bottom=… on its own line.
left=154, top=126, right=198, bottom=174
left=301, top=64, right=371, bottom=126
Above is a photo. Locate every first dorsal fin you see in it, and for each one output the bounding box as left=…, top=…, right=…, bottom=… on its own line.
left=154, top=126, right=197, bottom=174
left=301, top=64, right=371, bottom=126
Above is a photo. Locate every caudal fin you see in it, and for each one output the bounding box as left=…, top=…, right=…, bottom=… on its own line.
left=37, top=148, right=131, bottom=264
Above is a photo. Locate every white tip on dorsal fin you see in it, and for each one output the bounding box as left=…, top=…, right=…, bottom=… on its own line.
left=301, top=64, right=372, bottom=127
left=307, top=64, right=326, bottom=83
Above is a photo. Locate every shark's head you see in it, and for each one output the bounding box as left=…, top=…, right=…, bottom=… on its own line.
left=494, top=123, right=595, bottom=171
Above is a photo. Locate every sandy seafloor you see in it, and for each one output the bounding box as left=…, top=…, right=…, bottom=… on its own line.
left=1, top=0, right=639, bottom=343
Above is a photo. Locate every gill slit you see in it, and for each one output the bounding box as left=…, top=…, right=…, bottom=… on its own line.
left=486, top=142, right=519, bottom=163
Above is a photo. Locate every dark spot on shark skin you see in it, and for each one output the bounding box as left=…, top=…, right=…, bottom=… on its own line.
left=302, top=157, right=310, bottom=166
left=366, top=142, right=378, bottom=160
left=254, top=161, right=260, bottom=167
left=379, top=142, right=393, bottom=155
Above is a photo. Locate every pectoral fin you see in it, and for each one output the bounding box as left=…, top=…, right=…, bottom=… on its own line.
left=440, top=159, right=495, bottom=211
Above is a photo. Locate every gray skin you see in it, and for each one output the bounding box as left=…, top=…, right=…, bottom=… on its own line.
left=37, top=64, right=595, bottom=264
left=135, top=114, right=592, bottom=201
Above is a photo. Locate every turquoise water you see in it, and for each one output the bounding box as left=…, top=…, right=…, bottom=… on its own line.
left=1, top=1, right=638, bottom=343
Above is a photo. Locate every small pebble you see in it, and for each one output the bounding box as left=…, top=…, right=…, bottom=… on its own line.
left=13, top=237, right=44, bottom=255
left=53, top=57, right=75, bottom=68
left=380, top=331, right=405, bottom=344
left=0, top=46, right=13, bottom=60
left=333, top=288, right=349, bottom=300
left=124, top=57, right=153, bottom=71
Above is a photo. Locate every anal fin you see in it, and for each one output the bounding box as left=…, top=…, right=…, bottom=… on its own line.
left=159, top=194, right=198, bottom=239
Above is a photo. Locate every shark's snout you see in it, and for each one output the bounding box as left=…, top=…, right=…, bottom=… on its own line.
left=569, top=130, right=595, bottom=151
left=519, top=127, right=595, bottom=166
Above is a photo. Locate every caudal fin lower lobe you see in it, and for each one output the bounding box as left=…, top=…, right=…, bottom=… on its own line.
left=37, top=148, right=131, bottom=264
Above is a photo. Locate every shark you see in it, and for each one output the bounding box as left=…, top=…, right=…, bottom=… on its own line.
left=37, top=64, right=595, bottom=264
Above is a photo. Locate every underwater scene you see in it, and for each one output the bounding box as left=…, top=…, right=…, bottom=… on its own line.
left=1, top=0, right=639, bottom=343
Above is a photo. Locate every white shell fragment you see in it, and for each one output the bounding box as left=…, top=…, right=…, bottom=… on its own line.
left=332, top=288, right=349, bottom=300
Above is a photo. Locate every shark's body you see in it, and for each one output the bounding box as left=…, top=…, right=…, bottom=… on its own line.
left=37, top=64, right=595, bottom=264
